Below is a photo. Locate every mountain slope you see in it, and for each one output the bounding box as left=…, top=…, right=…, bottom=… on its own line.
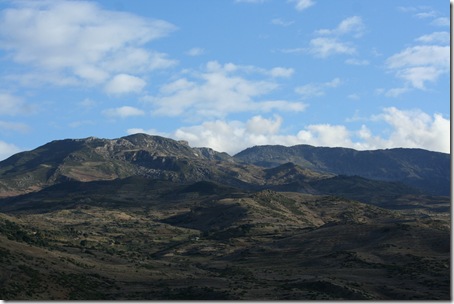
left=234, top=145, right=450, bottom=195
left=0, top=134, right=247, bottom=197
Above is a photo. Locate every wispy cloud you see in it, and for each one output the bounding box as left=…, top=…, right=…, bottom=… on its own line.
left=416, top=32, right=449, bottom=44
left=0, top=93, right=35, bottom=115
left=102, top=106, right=145, bottom=118
left=186, top=47, right=206, bottom=56
left=303, top=16, right=365, bottom=58
left=431, top=17, right=449, bottom=27
left=295, top=78, right=342, bottom=99
left=288, top=0, right=315, bottom=11
left=398, top=5, right=449, bottom=27
left=0, top=121, right=30, bottom=133
left=308, top=38, right=356, bottom=58
left=271, top=18, right=294, bottom=27
left=345, top=58, right=369, bottom=66
left=316, top=16, right=365, bottom=38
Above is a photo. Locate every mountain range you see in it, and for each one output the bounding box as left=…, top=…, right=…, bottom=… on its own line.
left=0, top=134, right=450, bottom=300
left=0, top=133, right=449, bottom=197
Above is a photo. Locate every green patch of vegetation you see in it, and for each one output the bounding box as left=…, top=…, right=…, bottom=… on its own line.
left=0, top=220, right=48, bottom=247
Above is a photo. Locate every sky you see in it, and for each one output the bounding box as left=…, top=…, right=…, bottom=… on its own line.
left=0, top=0, right=450, bottom=160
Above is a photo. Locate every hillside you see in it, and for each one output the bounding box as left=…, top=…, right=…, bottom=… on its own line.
left=0, top=178, right=449, bottom=300
left=234, top=144, right=450, bottom=196
left=0, top=134, right=450, bottom=300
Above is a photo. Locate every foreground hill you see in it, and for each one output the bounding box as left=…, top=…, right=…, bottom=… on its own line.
left=234, top=144, right=450, bottom=196
left=0, top=177, right=449, bottom=300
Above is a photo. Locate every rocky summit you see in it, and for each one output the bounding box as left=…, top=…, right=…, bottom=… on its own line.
left=0, top=134, right=450, bottom=300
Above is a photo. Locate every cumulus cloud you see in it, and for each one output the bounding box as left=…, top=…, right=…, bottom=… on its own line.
left=386, top=45, right=449, bottom=90
left=0, top=141, right=22, bottom=161
left=129, top=107, right=449, bottom=155
left=144, top=61, right=304, bottom=118
left=102, top=106, right=145, bottom=118
left=374, top=107, right=449, bottom=152
left=171, top=109, right=450, bottom=154
left=104, top=74, right=147, bottom=95
left=0, top=0, right=176, bottom=88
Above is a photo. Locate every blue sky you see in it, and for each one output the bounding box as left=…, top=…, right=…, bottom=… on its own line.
left=0, top=0, right=450, bottom=160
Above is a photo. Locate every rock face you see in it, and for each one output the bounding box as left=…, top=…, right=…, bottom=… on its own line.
left=0, top=133, right=450, bottom=197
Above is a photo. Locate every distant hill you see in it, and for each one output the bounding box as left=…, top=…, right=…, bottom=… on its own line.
left=0, top=134, right=449, bottom=202
left=234, top=145, right=450, bottom=196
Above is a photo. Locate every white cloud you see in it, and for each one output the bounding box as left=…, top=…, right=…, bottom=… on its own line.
left=271, top=18, right=294, bottom=27
left=144, top=61, right=304, bottom=118
left=309, top=37, right=356, bottom=57
left=386, top=45, right=449, bottom=69
left=268, top=67, right=295, bottom=78
left=431, top=17, right=449, bottom=27
left=415, top=11, right=437, bottom=19
left=415, top=32, right=450, bottom=44
left=305, top=16, right=364, bottom=58
left=0, top=0, right=176, bottom=88
left=288, top=0, right=315, bottom=11
left=0, top=121, right=30, bottom=133
left=186, top=47, right=205, bottom=56
left=347, top=93, right=360, bottom=100
left=131, top=107, right=449, bottom=154
left=316, top=16, right=365, bottom=37
left=102, top=106, right=145, bottom=118
left=372, top=107, right=450, bottom=153
left=77, top=98, right=97, bottom=109
left=398, top=6, right=448, bottom=27
left=295, top=78, right=342, bottom=98
left=0, top=141, right=22, bottom=161
left=0, top=93, right=34, bottom=115
left=246, top=115, right=282, bottom=135
left=384, top=87, right=410, bottom=98
left=104, top=74, right=147, bottom=95
left=386, top=45, right=449, bottom=90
